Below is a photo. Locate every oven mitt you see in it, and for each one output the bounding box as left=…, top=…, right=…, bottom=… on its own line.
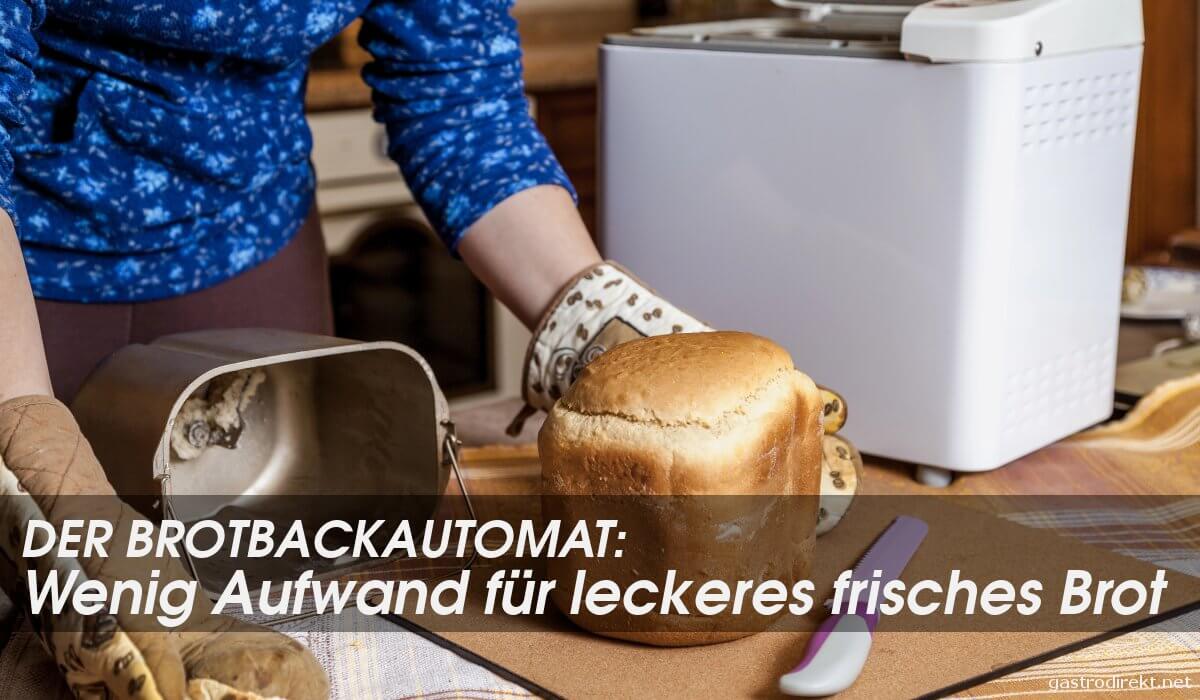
left=510, top=261, right=862, bottom=535
left=507, top=260, right=712, bottom=435
left=0, top=396, right=328, bottom=700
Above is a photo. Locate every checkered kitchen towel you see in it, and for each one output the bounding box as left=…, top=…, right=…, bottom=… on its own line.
left=957, top=374, right=1200, bottom=698
left=953, top=499, right=1200, bottom=698
left=274, top=611, right=532, bottom=700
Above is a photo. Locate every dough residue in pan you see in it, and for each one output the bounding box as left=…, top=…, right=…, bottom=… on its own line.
left=170, top=369, right=266, bottom=461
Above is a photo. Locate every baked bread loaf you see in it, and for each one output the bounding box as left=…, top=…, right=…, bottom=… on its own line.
left=539, top=331, right=824, bottom=646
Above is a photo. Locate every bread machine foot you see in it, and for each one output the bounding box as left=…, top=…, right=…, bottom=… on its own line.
left=915, top=465, right=953, bottom=488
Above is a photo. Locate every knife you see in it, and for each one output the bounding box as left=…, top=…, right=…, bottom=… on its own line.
left=779, top=516, right=929, bottom=697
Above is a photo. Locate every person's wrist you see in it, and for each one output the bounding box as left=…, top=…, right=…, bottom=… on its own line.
left=0, top=387, right=52, bottom=406
left=0, top=208, right=54, bottom=400
left=458, top=185, right=601, bottom=328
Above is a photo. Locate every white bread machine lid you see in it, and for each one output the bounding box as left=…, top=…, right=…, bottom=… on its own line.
left=773, top=0, right=1145, bottom=63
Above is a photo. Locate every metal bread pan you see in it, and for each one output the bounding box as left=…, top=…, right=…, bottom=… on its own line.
left=71, top=328, right=454, bottom=524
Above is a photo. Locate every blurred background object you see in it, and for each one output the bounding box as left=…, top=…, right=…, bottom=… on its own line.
left=1126, top=0, right=1197, bottom=263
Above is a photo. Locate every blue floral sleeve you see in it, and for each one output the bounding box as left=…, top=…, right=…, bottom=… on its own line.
left=0, top=0, right=43, bottom=222
left=358, top=0, right=576, bottom=251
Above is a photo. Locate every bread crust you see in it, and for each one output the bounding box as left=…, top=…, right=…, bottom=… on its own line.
left=560, top=331, right=797, bottom=428
left=540, top=332, right=824, bottom=646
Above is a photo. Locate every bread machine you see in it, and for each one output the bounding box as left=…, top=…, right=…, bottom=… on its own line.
left=601, top=0, right=1144, bottom=484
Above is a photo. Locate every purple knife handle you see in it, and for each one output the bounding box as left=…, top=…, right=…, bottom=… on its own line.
left=789, top=611, right=880, bottom=674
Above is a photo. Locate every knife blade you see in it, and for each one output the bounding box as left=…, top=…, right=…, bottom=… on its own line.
left=844, top=515, right=929, bottom=614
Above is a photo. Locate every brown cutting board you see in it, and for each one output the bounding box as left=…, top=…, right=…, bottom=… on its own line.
left=401, top=496, right=1200, bottom=699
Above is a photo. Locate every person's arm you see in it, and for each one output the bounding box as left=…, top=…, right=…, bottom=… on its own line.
left=358, top=0, right=597, bottom=328
left=0, top=1, right=51, bottom=402
left=0, top=210, right=52, bottom=402
left=457, top=185, right=599, bottom=328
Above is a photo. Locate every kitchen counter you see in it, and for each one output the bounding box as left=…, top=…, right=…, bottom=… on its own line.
left=305, top=31, right=610, bottom=112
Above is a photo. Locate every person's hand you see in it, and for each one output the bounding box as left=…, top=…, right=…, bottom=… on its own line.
left=506, top=261, right=711, bottom=434
left=0, top=396, right=329, bottom=699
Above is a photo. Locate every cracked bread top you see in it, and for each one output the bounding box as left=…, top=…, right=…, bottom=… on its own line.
left=560, top=331, right=799, bottom=428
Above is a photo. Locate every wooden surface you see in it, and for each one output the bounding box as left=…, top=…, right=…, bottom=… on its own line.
left=1126, top=0, right=1198, bottom=262
left=304, top=70, right=372, bottom=113
left=534, top=88, right=600, bottom=233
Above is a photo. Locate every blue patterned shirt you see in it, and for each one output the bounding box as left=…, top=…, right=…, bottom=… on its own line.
left=0, top=1, right=574, bottom=302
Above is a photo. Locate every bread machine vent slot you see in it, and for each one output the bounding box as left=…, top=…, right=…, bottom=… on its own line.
left=1003, top=338, right=1116, bottom=436
left=1021, top=71, right=1139, bottom=153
